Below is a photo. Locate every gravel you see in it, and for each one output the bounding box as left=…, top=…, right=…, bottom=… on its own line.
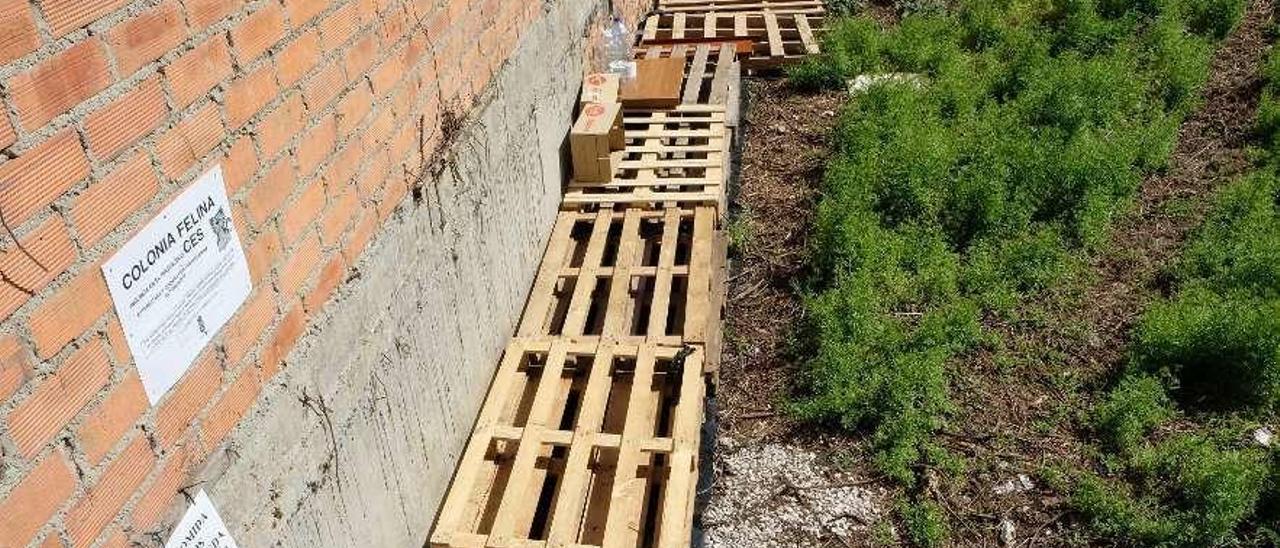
left=702, top=439, right=885, bottom=547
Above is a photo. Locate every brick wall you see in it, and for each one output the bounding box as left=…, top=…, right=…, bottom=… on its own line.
left=0, top=1, right=631, bottom=546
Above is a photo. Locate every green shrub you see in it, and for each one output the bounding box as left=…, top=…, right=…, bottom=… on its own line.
left=1093, top=375, right=1174, bottom=452
left=798, top=0, right=1241, bottom=494
left=1131, top=288, right=1280, bottom=410
left=1180, top=0, right=1245, bottom=39
left=1073, top=437, right=1270, bottom=546
left=900, top=500, right=950, bottom=547
left=1174, top=172, right=1280, bottom=298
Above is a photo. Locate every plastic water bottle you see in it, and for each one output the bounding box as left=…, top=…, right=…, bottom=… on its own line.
left=600, top=10, right=635, bottom=81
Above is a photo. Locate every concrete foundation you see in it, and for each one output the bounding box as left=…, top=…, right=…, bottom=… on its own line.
left=189, top=2, right=600, bottom=545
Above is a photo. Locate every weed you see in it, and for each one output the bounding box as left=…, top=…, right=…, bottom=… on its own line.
left=900, top=499, right=949, bottom=547
left=1093, top=375, right=1174, bottom=452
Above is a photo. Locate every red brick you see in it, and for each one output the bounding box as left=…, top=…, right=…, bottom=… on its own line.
left=0, top=334, right=32, bottom=400
left=335, top=83, right=373, bottom=136
left=0, top=129, right=89, bottom=227
left=302, top=60, right=344, bottom=112
left=278, top=235, right=322, bottom=298
left=303, top=254, right=345, bottom=313
left=319, top=2, right=360, bottom=51
left=343, top=33, right=378, bottom=81
left=0, top=219, right=77, bottom=322
left=243, top=228, right=281, bottom=283
left=279, top=179, right=326, bottom=245
left=105, top=318, right=132, bottom=364
left=318, top=186, right=359, bottom=247
left=226, top=62, right=279, bottom=129
left=155, top=352, right=219, bottom=446
left=369, top=51, right=402, bottom=97
left=84, top=77, right=167, bottom=161
left=108, top=1, right=187, bottom=77
left=222, top=289, right=275, bottom=366
left=38, top=531, right=66, bottom=548
left=8, top=39, right=112, bottom=131
left=0, top=114, right=13, bottom=150
left=323, top=141, right=361, bottom=192
left=222, top=136, right=258, bottom=193
left=72, top=152, right=159, bottom=248
left=0, top=452, right=76, bottom=547
left=130, top=445, right=193, bottom=531
left=260, top=304, right=304, bottom=379
left=277, top=29, right=320, bottom=87
left=76, top=371, right=147, bottom=465
left=230, top=2, right=286, bottom=63
left=200, top=366, right=262, bottom=449
left=65, top=435, right=156, bottom=547
left=282, top=0, right=327, bottom=27
left=7, top=340, right=112, bottom=458
left=343, top=207, right=377, bottom=264
left=0, top=0, right=39, bottom=65
left=246, top=157, right=297, bottom=225
left=165, top=35, right=234, bottom=108
left=256, top=93, right=306, bottom=160
left=41, top=0, right=129, bottom=37
left=378, top=168, right=408, bottom=221
left=28, top=268, right=111, bottom=359
left=156, top=103, right=224, bottom=179
left=182, top=0, right=243, bottom=30
left=97, top=530, right=126, bottom=548
left=298, top=116, right=336, bottom=177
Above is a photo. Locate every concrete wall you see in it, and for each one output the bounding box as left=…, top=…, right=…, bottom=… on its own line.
left=188, top=3, right=601, bottom=546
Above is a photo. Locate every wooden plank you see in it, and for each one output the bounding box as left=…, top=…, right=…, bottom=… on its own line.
left=486, top=342, right=571, bottom=545
left=796, top=13, right=818, bottom=54
left=545, top=343, right=616, bottom=544
left=620, top=58, right=686, bottom=109
left=647, top=209, right=681, bottom=339
left=561, top=209, right=613, bottom=336
left=644, top=14, right=660, bottom=41
left=657, top=348, right=704, bottom=547
left=709, top=44, right=734, bottom=105
left=703, top=12, right=718, bottom=38
left=764, top=12, right=784, bottom=58
left=432, top=341, right=531, bottom=544
left=602, top=209, right=644, bottom=338
left=673, top=12, right=686, bottom=39
left=602, top=344, right=658, bottom=546
left=518, top=214, right=577, bottom=337
left=682, top=45, right=710, bottom=105
left=683, top=207, right=715, bottom=344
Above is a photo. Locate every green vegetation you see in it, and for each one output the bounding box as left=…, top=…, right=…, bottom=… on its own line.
left=790, top=0, right=1244, bottom=491
left=1065, top=31, right=1280, bottom=547
left=900, top=499, right=950, bottom=547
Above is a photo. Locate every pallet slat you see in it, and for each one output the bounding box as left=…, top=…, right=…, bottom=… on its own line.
left=430, top=342, right=709, bottom=548
left=640, top=12, right=824, bottom=69
left=656, top=0, right=827, bottom=14
left=564, top=109, right=729, bottom=210
left=518, top=207, right=722, bottom=346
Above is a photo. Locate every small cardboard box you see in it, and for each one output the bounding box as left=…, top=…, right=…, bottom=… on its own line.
left=580, top=73, right=620, bottom=108
left=570, top=102, right=624, bottom=182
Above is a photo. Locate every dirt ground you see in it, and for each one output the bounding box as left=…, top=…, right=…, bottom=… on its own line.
left=705, top=0, right=1275, bottom=543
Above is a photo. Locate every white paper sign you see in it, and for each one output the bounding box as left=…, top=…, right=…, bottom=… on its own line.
left=103, top=166, right=251, bottom=404
left=165, top=490, right=239, bottom=548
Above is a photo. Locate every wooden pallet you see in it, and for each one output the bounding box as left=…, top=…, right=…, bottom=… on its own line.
left=564, top=108, right=729, bottom=210
left=430, top=339, right=708, bottom=548
left=517, top=207, right=722, bottom=350
left=635, top=43, right=742, bottom=126
left=656, top=0, right=827, bottom=14
left=640, top=12, right=822, bottom=69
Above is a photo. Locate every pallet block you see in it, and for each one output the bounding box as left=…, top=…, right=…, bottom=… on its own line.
left=571, top=102, right=626, bottom=183
left=656, top=0, right=827, bottom=14
left=640, top=12, right=823, bottom=69
left=517, top=207, right=722, bottom=353
left=429, top=339, right=709, bottom=548
left=565, top=107, right=729, bottom=210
